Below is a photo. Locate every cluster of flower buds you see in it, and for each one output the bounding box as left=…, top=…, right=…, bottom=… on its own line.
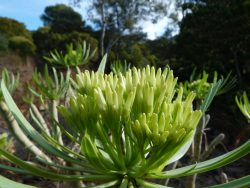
left=59, top=66, right=202, bottom=172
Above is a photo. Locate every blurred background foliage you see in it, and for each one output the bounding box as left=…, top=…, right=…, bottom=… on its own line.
left=0, top=17, right=35, bottom=55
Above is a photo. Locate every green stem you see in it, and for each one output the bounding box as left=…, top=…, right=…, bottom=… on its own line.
left=186, top=113, right=209, bottom=188
left=96, top=124, right=124, bottom=171
left=30, top=103, right=51, bottom=136
left=50, top=100, right=63, bottom=145
left=113, top=130, right=126, bottom=171
left=201, top=133, right=225, bottom=160
left=0, top=101, right=52, bottom=162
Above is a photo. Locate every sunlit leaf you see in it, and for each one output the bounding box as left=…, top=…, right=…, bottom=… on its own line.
left=147, top=139, right=250, bottom=179
left=97, top=54, right=107, bottom=73
left=0, top=176, right=36, bottom=188
left=206, top=175, right=250, bottom=188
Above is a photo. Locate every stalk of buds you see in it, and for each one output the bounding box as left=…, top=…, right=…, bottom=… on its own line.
left=59, top=65, right=202, bottom=176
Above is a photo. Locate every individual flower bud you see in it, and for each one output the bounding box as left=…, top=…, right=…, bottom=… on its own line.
left=76, top=73, right=84, bottom=87
left=162, top=67, right=169, bottom=79
left=133, top=120, right=143, bottom=138
left=105, top=83, right=113, bottom=106
left=145, top=84, right=154, bottom=113
left=176, top=87, right=183, bottom=103
left=175, top=128, right=186, bottom=143
left=149, top=66, right=156, bottom=86
left=151, top=133, right=160, bottom=145
left=139, top=113, right=151, bottom=136
left=94, top=88, right=106, bottom=111
left=124, top=89, right=136, bottom=116
left=155, top=68, right=162, bottom=84
left=149, top=113, right=158, bottom=134
left=158, top=113, right=166, bottom=133
left=112, top=91, right=119, bottom=110
left=159, top=131, right=169, bottom=143
left=132, top=67, right=139, bottom=86
left=146, top=65, right=151, bottom=80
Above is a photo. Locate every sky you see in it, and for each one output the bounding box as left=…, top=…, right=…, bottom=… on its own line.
left=0, top=0, right=171, bottom=40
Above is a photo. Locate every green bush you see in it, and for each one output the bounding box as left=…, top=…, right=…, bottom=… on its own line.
left=110, top=43, right=156, bottom=68
left=0, top=33, right=8, bottom=52
left=0, top=17, right=32, bottom=41
left=0, top=17, right=36, bottom=56
left=33, top=28, right=99, bottom=58
left=41, top=4, right=84, bottom=33
left=9, top=36, right=36, bottom=55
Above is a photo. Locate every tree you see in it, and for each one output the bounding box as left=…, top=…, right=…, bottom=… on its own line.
left=173, top=0, right=250, bottom=82
left=0, top=17, right=32, bottom=40
left=0, top=17, right=36, bottom=55
left=33, top=27, right=98, bottom=58
left=9, top=36, right=36, bottom=55
left=70, top=0, right=170, bottom=56
left=41, top=4, right=84, bottom=33
left=0, top=33, right=8, bottom=52
left=109, top=33, right=157, bottom=68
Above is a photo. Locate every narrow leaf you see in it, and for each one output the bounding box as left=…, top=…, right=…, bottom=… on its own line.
left=1, top=80, right=85, bottom=166
left=148, top=139, right=250, bottom=179
left=0, top=148, right=116, bottom=181
left=136, top=179, right=173, bottom=188
left=97, top=54, right=107, bottom=73
left=0, top=176, right=36, bottom=188
left=206, top=175, right=250, bottom=188
left=85, top=180, right=120, bottom=188
left=200, top=80, right=221, bottom=112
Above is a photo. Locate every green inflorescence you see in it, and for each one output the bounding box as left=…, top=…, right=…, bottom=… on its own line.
left=59, top=65, right=202, bottom=176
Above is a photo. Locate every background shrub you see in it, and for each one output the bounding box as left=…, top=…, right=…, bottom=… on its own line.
left=0, top=33, right=8, bottom=53
left=9, top=36, right=36, bottom=55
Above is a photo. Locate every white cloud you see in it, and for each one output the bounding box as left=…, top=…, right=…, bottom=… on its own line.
left=140, top=17, right=169, bottom=40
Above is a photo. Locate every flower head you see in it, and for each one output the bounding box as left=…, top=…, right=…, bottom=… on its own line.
left=59, top=65, right=202, bottom=175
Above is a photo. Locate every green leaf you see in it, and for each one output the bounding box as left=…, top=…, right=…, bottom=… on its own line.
left=147, top=139, right=250, bottom=179
left=97, top=54, right=107, bottom=73
left=200, top=80, right=222, bottom=112
left=0, top=175, right=36, bottom=188
left=1, top=80, right=85, bottom=166
left=143, top=131, right=195, bottom=174
left=36, top=157, right=98, bottom=174
left=236, top=92, right=250, bottom=122
left=136, top=179, right=173, bottom=188
left=216, top=73, right=236, bottom=95
left=0, top=148, right=116, bottom=181
left=84, top=180, right=120, bottom=188
left=0, top=164, right=30, bottom=174
left=164, top=130, right=195, bottom=165
left=119, top=177, right=128, bottom=188
left=206, top=175, right=250, bottom=188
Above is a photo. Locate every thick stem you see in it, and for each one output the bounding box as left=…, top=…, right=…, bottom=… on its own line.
left=200, top=133, right=225, bottom=160
left=0, top=101, right=52, bottom=162
left=186, top=174, right=197, bottom=188
left=220, top=172, right=228, bottom=183
left=161, top=161, right=178, bottom=186
left=100, top=0, right=106, bottom=57
left=186, top=114, right=210, bottom=188
left=50, top=100, right=63, bottom=145
left=193, top=115, right=208, bottom=161
left=30, top=103, right=51, bottom=136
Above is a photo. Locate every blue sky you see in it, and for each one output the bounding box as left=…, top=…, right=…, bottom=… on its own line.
left=0, top=0, right=77, bottom=30
left=0, top=0, right=171, bottom=39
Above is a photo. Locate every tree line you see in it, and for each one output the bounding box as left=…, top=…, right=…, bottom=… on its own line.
left=0, top=0, right=249, bottom=85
